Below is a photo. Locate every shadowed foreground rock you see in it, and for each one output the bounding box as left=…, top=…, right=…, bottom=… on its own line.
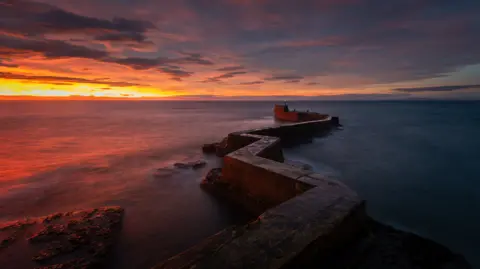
left=0, top=206, right=124, bottom=269
left=303, top=218, right=471, bottom=269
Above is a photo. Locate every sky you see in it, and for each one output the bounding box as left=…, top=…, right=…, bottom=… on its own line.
left=1, top=0, right=480, bottom=99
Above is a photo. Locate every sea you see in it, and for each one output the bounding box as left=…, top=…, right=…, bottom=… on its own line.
left=0, top=100, right=479, bottom=268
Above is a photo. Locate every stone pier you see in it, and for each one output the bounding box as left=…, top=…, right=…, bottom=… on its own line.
left=154, top=117, right=471, bottom=269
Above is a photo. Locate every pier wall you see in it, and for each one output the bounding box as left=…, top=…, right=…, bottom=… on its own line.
left=154, top=117, right=368, bottom=269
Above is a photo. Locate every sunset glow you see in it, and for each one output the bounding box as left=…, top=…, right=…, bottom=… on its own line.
left=1, top=0, right=479, bottom=99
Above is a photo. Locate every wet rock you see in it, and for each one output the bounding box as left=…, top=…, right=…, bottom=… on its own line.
left=43, top=213, right=64, bottom=224
left=0, top=219, right=37, bottom=231
left=0, top=206, right=124, bottom=269
left=202, top=137, right=229, bottom=157
left=1, top=234, right=16, bottom=249
left=174, top=163, right=190, bottom=169
left=174, top=160, right=207, bottom=170
left=202, top=168, right=222, bottom=185
left=305, top=219, right=472, bottom=269
left=32, top=241, right=76, bottom=262
left=154, top=167, right=176, bottom=178
left=202, top=143, right=217, bottom=154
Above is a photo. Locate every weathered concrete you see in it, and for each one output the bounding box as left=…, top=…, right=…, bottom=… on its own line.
left=155, top=117, right=371, bottom=269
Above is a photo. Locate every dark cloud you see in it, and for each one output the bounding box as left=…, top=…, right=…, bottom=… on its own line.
left=393, top=85, right=480, bottom=93
left=0, top=34, right=211, bottom=76
left=0, top=72, right=147, bottom=87
left=0, top=60, right=18, bottom=68
left=306, top=82, right=320, bottom=85
left=239, top=81, right=264, bottom=85
left=286, top=80, right=301, bottom=83
left=202, top=71, right=247, bottom=83
left=265, top=75, right=304, bottom=81
left=108, top=54, right=213, bottom=70
left=159, top=67, right=193, bottom=81
left=0, top=35, right=109, bottom=59
left=94, top=32, right=152, bottom=44
left=0, top=0, right=155, bottom=46
left=217, top=65, right=245, bottom=71
left=177, top=52, right=214, bottom=65
left=2, top=0, right=480, bottom=95
left=37, top=9, right=155, bottom=33
left=231, top=0, right=480, bottom=86
left=108, top=57, right=167, bottom=70
left=216, top=71, right=247, bottom=79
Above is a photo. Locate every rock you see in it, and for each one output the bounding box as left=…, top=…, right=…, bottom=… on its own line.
left=202, top=137, right=229, bottom=156
left=0, top=207, right=124, bottom=269
left=202, top=168, right=222, bottom=185
left=1, top=235, right=16, bottom=249
left=202, top=143, right=218, bottom=154
left=154, top=167, right=176, bottom=178
left=309, top=219, right=472, bottom=269
left=174, top=160, right=207, bottom=170
left=173, top=163, right=190, bottom=169
left=192, top=161, right=207, bottom=170
left=331, top=116, right=340, bottom=126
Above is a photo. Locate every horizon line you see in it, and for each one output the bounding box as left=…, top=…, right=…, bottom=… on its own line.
left=1, top=95, right=479, bottom=101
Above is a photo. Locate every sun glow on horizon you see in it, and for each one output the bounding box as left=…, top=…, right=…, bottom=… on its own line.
left=0, top=79, right=179, bottom=99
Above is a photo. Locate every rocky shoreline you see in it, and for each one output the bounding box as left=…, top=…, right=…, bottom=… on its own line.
left=0, top=207, right=123, bottom=269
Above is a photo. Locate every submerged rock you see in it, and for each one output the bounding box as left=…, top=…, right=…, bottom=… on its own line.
left=174, top=160, right=207, bottom=170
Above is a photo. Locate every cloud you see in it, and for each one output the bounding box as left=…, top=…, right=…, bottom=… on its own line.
left=217, top=65, right=245, bottom=71
left=0, top=60, right=18, bottom=68
left=393, top=85, right=480, bottom=93
left=108, top=54, right=213, bottom=70
left=265, top=75, right=304, bottom=81
left=177, top=52, right=214, bottom=65
left=2, top=0, right=480, bottom=97
left=0, top=72, right=147, bottom=87
left=159, top=67, right=193, bottom=81
left=215, top=71, right=247, bottom=79
left=0, top=0, right=156, bottom=45
left=202, top=71, right=247, bottom=83
left=0, top=35, right=109, bottom=59
left=107, top=57, right=167, bottom=70
left=239, top=81, right=264, bottom=85
left=94, top=32, right=154, bottom=47
left=0, top=35, right=211, bottom=76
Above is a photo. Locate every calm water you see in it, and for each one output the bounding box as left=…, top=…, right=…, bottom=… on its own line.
left=0, top=100, right=479, bottom=267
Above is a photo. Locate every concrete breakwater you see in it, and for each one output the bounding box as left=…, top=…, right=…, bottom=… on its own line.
left=154, top=117, right=471, bottom=269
